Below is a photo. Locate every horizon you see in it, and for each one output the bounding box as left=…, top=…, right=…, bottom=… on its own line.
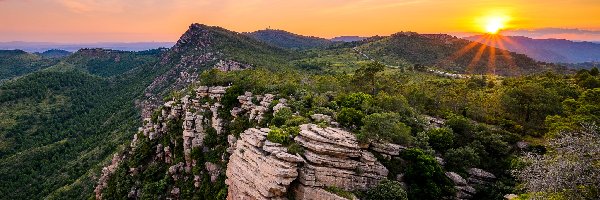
left=1, top=0, right=600, bottom=43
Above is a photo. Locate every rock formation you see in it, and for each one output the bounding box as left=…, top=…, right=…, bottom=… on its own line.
left=225, top=124, right=388, bottom=199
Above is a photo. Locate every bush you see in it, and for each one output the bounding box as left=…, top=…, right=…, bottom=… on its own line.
left=401, top=148, right=455, bottom=200
left=336, top=107, right=365, bottom=129
left=358, top=112, right=412, bottom=144
left=266, top=126, right=300, bottom=145
left=364, top=180, right=408, bottom=200
left=444, top=146, right=480, bottom=174
left=338, top=92, right=373, bottom=110
left=271, top=107, right=293, bottom=127
left=325, top=186, right=355, bottom=199
left=287, top=143, right=305, bottom=155
left=426, top=127, right=454, bottom=151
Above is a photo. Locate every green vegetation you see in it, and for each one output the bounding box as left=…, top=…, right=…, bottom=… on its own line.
left=1, top=23, right=597, bottom=200
left=362, top=180, right=408, bottom=200
left=0, top=50, right=59, bottom=82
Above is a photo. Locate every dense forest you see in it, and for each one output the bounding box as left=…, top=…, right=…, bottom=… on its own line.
left=1, top=24, right=598, bottom=200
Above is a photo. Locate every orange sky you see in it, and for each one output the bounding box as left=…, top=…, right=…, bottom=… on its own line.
left=1, top=0, right=600, bottom=42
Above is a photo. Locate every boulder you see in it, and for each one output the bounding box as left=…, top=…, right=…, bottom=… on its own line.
left=446, top=172, right=467, bottom=186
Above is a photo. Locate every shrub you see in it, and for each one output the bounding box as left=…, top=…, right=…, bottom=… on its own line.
left=444, top=146, right=480, bottom=174
left=271, top=107, right=293, bottom=127
left=325, top=186, right=354, bottom=199
left=401, top=148, right=455, bottom=200
left=426, top=127, right=454, bottom=151
left=358, top=112, right=412, bottom=144
left=364, top=180, right=408, bottom=200
left=336, top=107, right=365, bottom=129
left=266, top=126, right=300, bottom=145
left=338, top=92, right=373, bottom=110
left=287, top=143, right=305, bottom=155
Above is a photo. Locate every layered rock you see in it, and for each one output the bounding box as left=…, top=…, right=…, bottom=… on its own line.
left=226, top=128, right=304, bottom=199
left=446, top=172, right=476, bottom=199
left=225, top=124, right=389, bottom=199
left=295, top=124, right=388, bottom=193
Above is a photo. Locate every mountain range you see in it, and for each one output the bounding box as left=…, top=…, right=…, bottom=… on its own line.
left=465, top=35, right=600, bottom=64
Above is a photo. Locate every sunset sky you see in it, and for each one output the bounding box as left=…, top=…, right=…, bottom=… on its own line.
left=1, top=0, right=600, bottom=42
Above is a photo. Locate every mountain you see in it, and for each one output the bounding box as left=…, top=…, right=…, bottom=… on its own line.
left=34, top=49, right=72, bottom=58
left=0, top=50, right=59, bottom=82
left=0, top=41, right=175, bottom=53
left=331, top=36, right=367, bottom=42
left=139, top=24, right=294, bottom=118
left=246, top=29, right=334, bottom=49
left=465, top=35, right=600, bottom=64
left=357, top=32, right=561, bottom=76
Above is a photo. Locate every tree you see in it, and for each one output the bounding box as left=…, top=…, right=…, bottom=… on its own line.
left=401, top=148, right=455, bottom=200
left=444, top=146, right=480, bottom=174
left=337, top=92, right=372, bottom=110
left=358, top=112, right=412, bottom=145
left=336, top=107, right=365, bottom=129
left=515, top=124, right=600, bottom=199
left=426, top=127, right=454, bottom=152
left=364, top=180, right=408, bottom=200
left=354, top=61, right=385, bottom=94
left=501, top=82, right=561, bottom=134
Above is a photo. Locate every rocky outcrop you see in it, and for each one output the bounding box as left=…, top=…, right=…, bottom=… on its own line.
left=94, top=153, right=124, bottom=200
left=233, top=92, right=283, bottom=123
left=295, top=124, right=388, bottom=193
left=446, top=172, right=476, bottom=199
left=214, top=60, right=252, bottom=72
left=225, top=124, right=388, bottom=199
left=467, top=168, right=496, bottom=186
left=226, top=128, right=304, bottom=199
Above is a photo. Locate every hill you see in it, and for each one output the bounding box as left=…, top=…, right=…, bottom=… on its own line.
left=465, top=35, right=600, bottom=64
left=63, top=48, right=165, bottom=77
left=35, top=49, right=72, bottom=58
left=0, top=50, right=59, bottom=82
left=357, top=32, right=562, bottom=76
left=331, top=36, right=367, bottom=42
left=246, top=29, right=334, bottom=49
left=0, top=41, right=175, bottom=53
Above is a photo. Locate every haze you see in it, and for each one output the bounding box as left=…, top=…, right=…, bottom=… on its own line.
left=1, top=0, right=600, bottom=42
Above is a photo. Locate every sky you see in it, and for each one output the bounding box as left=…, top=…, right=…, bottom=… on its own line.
left=1, top=0, right=600, bottom=42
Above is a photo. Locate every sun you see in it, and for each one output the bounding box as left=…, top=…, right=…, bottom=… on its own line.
left=483, top=16, right=508, bottom=34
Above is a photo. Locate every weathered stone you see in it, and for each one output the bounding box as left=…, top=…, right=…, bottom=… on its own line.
left=446, top=172, right=467, bottom=186
left=294, top=184, right=354, bottom=200
left=504, top=194, right=519, bottom=200
left=370, top=142, right=406, bottom=156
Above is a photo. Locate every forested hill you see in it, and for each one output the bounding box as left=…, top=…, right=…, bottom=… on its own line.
left=0, top=50, right=59, bottom=82
left=466, top=35, right=600, bottom=64
left=357, top=32, right=565, bottom=76
left=246, top=29, right=334, bottom=49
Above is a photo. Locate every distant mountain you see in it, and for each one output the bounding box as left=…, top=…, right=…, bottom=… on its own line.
left=34, top=49, right=71, bottom=58
left=0, top=41, right=175, bottom=52
left=0, top=50, right=59, bottom=82
left=357, top=32, right=562, bottom=76
left=331, top=36, right=367, bottom=42
left=465, top=35, right=600, bottom=64
left=246, top=29, right=333, bottom=49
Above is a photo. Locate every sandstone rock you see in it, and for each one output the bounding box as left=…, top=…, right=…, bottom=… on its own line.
left=467, top=168, right=496, bottom=186
left=370, top=142, right=406, bottom=156
left=205, top=162, right=221, bottom=183
left=504, top=194, right=519, bottom=200
left=226, top=128, right=301, bottom=199
left=311, top=114, right=333, bottom=123
left=294, top=184, right=354, bottom=200
left=446, top=172, right=467, bottom=186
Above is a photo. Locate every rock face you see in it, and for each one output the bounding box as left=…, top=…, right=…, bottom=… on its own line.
left=226, top=128, right=304, bottom=199
left=225, top=124, right=388, bottom=199
left=214, top=60, right=251, bottom=72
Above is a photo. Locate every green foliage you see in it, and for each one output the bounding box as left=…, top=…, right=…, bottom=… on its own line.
left=363, top=180, right=408, bottom=200
left=338, top=92, right=373, bottom=110
left=325, top=186, right=355, bottom=200
left=426, top=127, right=454, bottom=152
left=287, top=143, right=305, bottom=155
left=358, top=112, right=412, bottom=144
left=271, top=107, right=294, bottom=127
left=336, top=107, right=365, bottom=129
left=501, top=82, right=562, bottom=135
left=0, top=50, right=59, bottom=81
left=401, top=148, right=455, bottom=200
left=353, top=62, right=385, bottom=94
left=266, top=126, right=300, bottom=145
left=444, top=146, right=480, bottom=174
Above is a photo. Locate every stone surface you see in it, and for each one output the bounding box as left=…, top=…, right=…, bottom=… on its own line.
left=370, top=142, right=406, bottom=156
left=446, top=172, right=467, bottom=186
